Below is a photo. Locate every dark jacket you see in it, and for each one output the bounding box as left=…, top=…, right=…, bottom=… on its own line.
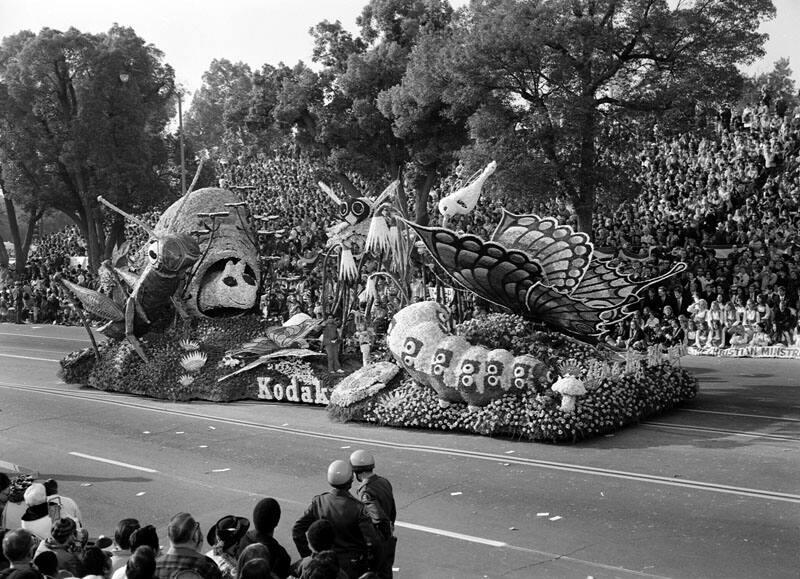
left=237, top=531, right=291, bottom=579
left=356, top=475, right=396, bottom=540
left=292, top=489, right=378, bottom=559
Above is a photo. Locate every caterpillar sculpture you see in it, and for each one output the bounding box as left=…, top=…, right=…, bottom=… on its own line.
left=387, top=301, right=549, bottom=409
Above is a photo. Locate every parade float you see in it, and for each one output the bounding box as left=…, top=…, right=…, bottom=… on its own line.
left=59, top=161, right=698, bottom=442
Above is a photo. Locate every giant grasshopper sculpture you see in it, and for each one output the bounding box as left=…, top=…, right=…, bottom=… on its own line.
left=56, top=196, right=202, bottom=362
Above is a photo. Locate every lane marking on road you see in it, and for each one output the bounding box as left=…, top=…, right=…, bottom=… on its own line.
left=0, top=352, right=61, bottom=362
left=3, top=381, right=799, bottom=504
left=643, top=421, right=800, bottom=441
left=396, top=522, right=506, bottom=547
left=0, top=331, right=93, bottom=342
left=68, top=452, right=158, bottom=473
left=395, top=522, right=670, bottom=577
left=682, top=408, right=800, bottom=423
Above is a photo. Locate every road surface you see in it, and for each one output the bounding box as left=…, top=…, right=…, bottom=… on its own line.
left=0, top=323, right=798, bottom=578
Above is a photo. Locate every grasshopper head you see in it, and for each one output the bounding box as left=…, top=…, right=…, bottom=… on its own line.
left=146, top=233, right=201, bottom=273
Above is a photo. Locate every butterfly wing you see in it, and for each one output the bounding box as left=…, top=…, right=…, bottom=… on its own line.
left=571, top=259, right=688, bottom=309
left=490, top=210, right=593, bottom=293
left=525, top=283, right=620, bottom=337
left=406, top=221, right=543, bottom=312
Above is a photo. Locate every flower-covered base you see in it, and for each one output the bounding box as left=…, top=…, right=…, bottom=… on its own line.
left=330, top=363, right=697, bottom=442
left=329, top=313, right=699, bottom=442
left=59, top=314, right=346, bottom=402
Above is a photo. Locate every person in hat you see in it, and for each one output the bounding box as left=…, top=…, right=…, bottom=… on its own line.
left=292, top=461, right=378, bottom=579
left=205, top=516, right=250, bottom=579
left=154, top=513, right=220, bottom=579
left=19, top=485, right=51, bottom=542
left=34, top=518, right=82, bottom=578
left=349, top=451, right=396, bottom=579
left=236, top=499, right=290, bottom=579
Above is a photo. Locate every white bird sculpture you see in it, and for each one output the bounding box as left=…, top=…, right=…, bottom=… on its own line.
left=438, top=161, right=497, bottom=224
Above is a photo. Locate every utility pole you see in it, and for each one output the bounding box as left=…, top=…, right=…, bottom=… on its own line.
left=178, top=90, right=186, bottom=196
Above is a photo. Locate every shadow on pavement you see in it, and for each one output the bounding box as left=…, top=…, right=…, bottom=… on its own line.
left=37, top=474, right=153, bottom=484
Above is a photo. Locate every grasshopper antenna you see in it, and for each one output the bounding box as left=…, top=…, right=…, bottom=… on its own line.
left=168, top=156, right=207, bottom=231
left=98, top=196, right=155, bottom=238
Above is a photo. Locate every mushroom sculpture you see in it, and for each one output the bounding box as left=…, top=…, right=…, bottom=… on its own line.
left=551, top=374, right=587, bottom=414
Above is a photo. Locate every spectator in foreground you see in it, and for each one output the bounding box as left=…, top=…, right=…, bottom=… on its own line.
left=123, top=547, right=156, bottom=579
left=0, top=529, right=42, bottom=579
left=236, top=545, right=278, bottom=579
left=153, top=513, right=220, bottom=579
left=237, top=499, right=290, bottom=579
left=289, top=520, right=346, bottom=579
left=0, top=474, right=10, bottom=524
left=205, top=516, right=249, bottom=579
left=81, top=546, right=110, bottom=579
left=31, top=551, right=56, bottom=579
left=34, top=519, right=82, bottom=578
left=19, top=485, right=51, bottom=542
left=110, top=519, right=141, bottom=574
left=292, top=461, right=378, bottom=579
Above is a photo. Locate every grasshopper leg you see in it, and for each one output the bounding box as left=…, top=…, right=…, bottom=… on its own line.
left=125, top=297, right=148, bottom=362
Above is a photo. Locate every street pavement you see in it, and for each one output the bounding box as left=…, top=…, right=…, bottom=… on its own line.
left=0, top=323, right=798, bottom=578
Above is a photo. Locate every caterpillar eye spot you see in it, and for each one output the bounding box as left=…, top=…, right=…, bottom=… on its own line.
left=487, top=376, right=498, bottom=386
left=432, top=364, right=443, bottom=375
left=461, top=376, right=473, bottom=387
left=403, top=356, right=414, bottom=367
left=434, top=353, right=445, bottom=363
left=514, top=378, right=524, bottom=388
left=514, top=367, right=525, bottom=377
left=463, top=363, right=474, bottom=374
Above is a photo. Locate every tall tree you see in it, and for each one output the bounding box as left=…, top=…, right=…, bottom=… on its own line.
left=411, top=0, right=775, bottom=232
left=0, top=25, right=175, bottom=271
left=741, top=57, right=798, bottom=111
left=184, top=59, right=254, bottom=157
left=273, top=0, right=461, bottom=219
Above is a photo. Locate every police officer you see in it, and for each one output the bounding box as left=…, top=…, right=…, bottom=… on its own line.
left=292, top=460, right=378, bottom=579
left=350, top=450, right=396, bottom=579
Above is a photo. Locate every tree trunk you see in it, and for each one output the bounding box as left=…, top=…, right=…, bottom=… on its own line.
left=18, top=208, right=42, bottom=273
left=77, top=192, right=104, bottom=272
left=0, top=234, right=9, bottom=269
left=104, top=214, right=125, bottom=260
left=574, top=200, right=594, bottom=235
left=4, top=196, right=27, bottom=276
left=575, top=94, right=597, bottom=234
left=414, top=167, right=436, bottom=226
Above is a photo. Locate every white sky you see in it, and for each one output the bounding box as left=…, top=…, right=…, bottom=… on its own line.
left=0, top=0, right=796, bottom=98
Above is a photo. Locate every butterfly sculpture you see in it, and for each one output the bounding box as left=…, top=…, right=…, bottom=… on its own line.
left=406, top=211, right=686, bottom=340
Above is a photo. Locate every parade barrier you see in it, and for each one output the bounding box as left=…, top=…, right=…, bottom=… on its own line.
left=688, top=345, right=800, bottom=359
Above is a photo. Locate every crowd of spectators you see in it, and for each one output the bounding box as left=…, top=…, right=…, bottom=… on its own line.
left=424, top=97, right=800, bottom=350
left=3, top=95, right=800, bottom=353
left=1, top=459, right=393, bottom=579
left=0, top=227, right=97, bottom=326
